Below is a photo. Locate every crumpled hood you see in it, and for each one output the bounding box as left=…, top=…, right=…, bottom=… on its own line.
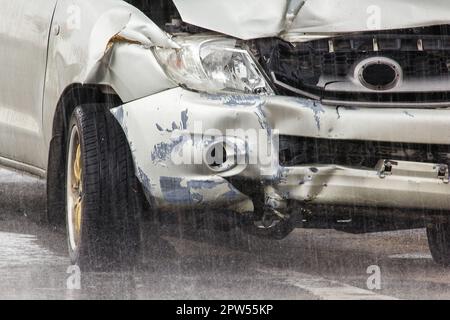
left=172, top=0, right=450, bottom=40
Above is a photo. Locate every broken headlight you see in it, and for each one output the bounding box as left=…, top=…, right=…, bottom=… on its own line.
left=153, top=37, right=274, bottom=95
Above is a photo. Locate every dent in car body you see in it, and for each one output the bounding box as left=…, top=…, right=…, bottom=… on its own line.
left=111, top=86, right=450, bottom=213
left=36, top=0, right=450, bottom=173
left=111, top=87, right=258, bottom=212
left=173, top=0, right=450, bottom=40
left=41, top=0, right=178, bottom=170
left=4, top=0, right=450, bottom=216
left=159, top=176, right=243, bottom=205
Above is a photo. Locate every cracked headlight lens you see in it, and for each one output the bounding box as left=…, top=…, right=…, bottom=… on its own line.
left=154, top=37, right=273, bottom=95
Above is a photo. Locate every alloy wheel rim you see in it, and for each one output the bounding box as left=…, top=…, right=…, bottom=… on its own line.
left=67, top=125, right=83, bottom=252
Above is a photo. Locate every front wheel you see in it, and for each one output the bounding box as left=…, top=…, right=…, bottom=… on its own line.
left=427, top=222, right=450, bottom=266
left=66, top=104, right=141, bottom=270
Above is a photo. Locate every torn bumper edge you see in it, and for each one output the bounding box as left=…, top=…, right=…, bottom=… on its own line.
left=111, top=87, right=450, bottom=213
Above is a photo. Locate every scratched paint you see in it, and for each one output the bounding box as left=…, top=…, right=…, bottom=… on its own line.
left=156, top=109, right=189, bottom=132
left=202, top=93, right=263, bottom=107
left=88, top=0, right=450, bottom=232
left=404, top=111, right=415, bottom=118
left=151, top=135, right=186, bottom=165
left=160, top=177, right=243, bottom=205
left=307, top=101, right=325, bottom=131
left=137, top=166, right=153, bottom=195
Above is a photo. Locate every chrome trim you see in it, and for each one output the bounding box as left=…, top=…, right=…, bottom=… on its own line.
left=0, top=156, right=46, bottom=178
left=271, top=72, right=450, bottom=108
left=270, top=72, right=321, bottom=100
left=355, top=56, right=402, bottom=91
left=322, top=99, right=450, bottom=108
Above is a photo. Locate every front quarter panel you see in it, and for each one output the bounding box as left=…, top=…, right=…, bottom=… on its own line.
left=43, top=0, right=177, bottom=156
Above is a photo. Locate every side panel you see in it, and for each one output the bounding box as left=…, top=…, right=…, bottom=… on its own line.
left=0, top=0, right=57, bottom=168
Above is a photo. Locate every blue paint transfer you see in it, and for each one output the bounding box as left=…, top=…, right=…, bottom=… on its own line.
left=281, top=96, right=325, bottom=131
left=137, top=167, right=153, bottom=194
left=181, top=109, right=189, bottom=129
left=151, top=135, right=185, bottom=164
left=159, top=177, right=242, bottom=205
left=159, top=177, right=192, bottom=204
left=155, top=109, right=189, bottom=132
left=309, top=100, right=325, bottom=131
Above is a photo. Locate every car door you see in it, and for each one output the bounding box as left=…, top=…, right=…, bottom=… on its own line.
left=0, top=0, right=57, bottom=170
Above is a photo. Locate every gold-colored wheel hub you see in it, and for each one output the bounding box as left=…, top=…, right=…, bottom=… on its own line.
left=67, top=126, right=83, bottom=252
left=72, top=144, right=82, bottom=241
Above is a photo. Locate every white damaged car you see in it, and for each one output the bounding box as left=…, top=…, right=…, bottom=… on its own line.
left=2, top=0, right=450, bottom=268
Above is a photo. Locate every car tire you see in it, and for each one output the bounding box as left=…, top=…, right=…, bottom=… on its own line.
left=66, top=103, right=141, bottom=270
left=427, top=222, right=450, bottom=266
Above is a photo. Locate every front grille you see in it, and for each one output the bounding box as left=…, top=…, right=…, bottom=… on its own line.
left=269, top=41, right=450, bottom=86
left=315, top=51, right=449, bottom=79
left=279, top=136, right=450, bottom=168
left=255, top=27, right=450, bottom=106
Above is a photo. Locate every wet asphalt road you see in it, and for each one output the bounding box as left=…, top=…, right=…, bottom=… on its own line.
left=1, top=167, right=450, bottom=300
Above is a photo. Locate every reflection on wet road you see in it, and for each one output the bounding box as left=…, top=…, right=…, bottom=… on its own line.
left=1, top=167, right=450, bottom=300
left=0, top=232, right=66, bottom=268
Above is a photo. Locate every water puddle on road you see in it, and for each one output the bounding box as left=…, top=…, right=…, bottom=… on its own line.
left=0, top=232, right=67, bottom=268
left=0, top=231, right=72, bottom=299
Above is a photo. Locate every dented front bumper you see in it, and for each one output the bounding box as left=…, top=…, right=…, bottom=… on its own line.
left=111, top=87, right=450, bottom=214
